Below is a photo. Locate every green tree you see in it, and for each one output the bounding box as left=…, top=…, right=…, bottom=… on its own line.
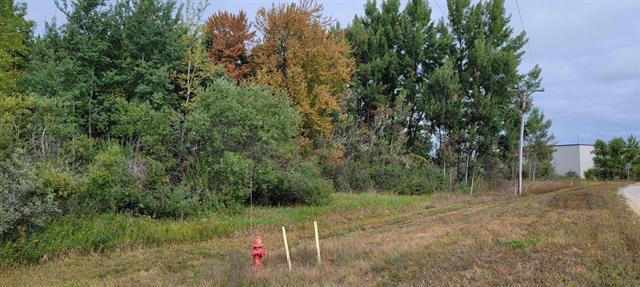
left=25, top=0, right=187, bottom=137
left=524, top=107, right=555, bottom=181
left=186, top=79, right=332, bottom=206
left=0, top=0, right=33, bottom=96
left=425, top=60, right=463, bottom=177
left=589, top=137, right=627, bottom=180
left=446, top=0, right=530, bottom=180
left=624, top=135, right=640, bottom=180
left=347, top=0, right=447, bottom=152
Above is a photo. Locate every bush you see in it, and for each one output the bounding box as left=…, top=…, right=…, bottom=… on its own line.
left=40, top=167, right=78, bottom=199
left=73, top=144, right=141, bottom=214
left=112, top=99, right=178, bottom=167
left=565, top=170, right=580, bottom=179
left=186, top=79, right=300, bottom=159
left=62, top=134, right=99, bottom=167
left=143, top=183, right=200, bottom=219
left=202, top=152, right=254, bottom=211
left=393, top=169, right=446, bottom=195
left=331, top=153, right=446, bottom=194
left=280, top=165, right=333, bottom=205
left=134, top=155, right=199, bottom=218
left=255, top=161, right=333, bottom=206
left=0, top=150, right=60, bottom=240
left=186, top=79, right=332, bottom=207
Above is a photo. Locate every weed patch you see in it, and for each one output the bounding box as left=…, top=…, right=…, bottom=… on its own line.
left=502, top=235, right=541, bottom=249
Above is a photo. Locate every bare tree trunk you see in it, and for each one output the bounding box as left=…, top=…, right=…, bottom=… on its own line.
left=449, top=166, right=455, bottom=192
left=40, top=128, right=47, bottom=158
left=470, top=173, right=478, bottom=194
left=464, top=151, right=470, bottom=185
left=443, top=160, right=447, bottom=178
left=532, top=155, right=537, bottom=183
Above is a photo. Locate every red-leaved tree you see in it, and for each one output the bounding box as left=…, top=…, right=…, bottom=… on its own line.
left=206, top=10, right=255, bottom=82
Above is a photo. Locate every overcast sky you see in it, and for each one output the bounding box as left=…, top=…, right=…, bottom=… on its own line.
left=23, top=0, right=640, bottom=144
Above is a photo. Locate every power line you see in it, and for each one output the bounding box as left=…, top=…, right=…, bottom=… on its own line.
left=514, top=0, right=536, bottom=64
left=430, top=0, right=447, bottom=19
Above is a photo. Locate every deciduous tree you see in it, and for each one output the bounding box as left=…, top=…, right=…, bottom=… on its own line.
left=524, top=107, right=555, bottom=181
left=253, top=0, right=353, bottom=146
left=206, top=10, right=255, bottom=81
left=348, top=0, right=446, bottom=153
left=0, top=0, right=33, bottom=96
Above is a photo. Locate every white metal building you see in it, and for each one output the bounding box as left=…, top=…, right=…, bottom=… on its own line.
left=552, top=144, right=595, bottom=178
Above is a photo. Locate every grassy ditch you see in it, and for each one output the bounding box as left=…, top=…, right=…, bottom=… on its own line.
left=0, top=192, right=429, bottom=267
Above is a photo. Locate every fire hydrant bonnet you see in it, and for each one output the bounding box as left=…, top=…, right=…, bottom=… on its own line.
left=253, top=237, right=264, bottom=248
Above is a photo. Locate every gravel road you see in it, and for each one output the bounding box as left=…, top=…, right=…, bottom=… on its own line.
left=620, top=183, right=640, bottom=215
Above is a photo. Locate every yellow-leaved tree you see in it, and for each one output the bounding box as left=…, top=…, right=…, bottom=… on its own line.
left=253, top=0, right=353, bottom=148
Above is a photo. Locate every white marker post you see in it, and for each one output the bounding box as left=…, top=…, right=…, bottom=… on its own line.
left=314, top=221, right=321, bottom=266
left=282, top=226, right=292, bottom=271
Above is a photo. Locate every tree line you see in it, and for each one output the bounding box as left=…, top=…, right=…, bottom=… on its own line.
left=585, top=136, right=640, bottom=180
left=0, top=0, right=554, bottom=239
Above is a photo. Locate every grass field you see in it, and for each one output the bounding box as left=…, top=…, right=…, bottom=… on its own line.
left=0, top=192, right=427, bottom=266
left=1, top=182, right=639, bottom=286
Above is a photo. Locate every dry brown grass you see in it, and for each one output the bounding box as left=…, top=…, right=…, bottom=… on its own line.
left=487, top=179, right=588, bottom=195
left=1, top=182, right=638, bottom=286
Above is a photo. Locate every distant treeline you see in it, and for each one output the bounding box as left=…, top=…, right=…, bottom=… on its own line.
left=585, top=136, right=640, bottom=180
left=0, top=0, right=554, bottom=239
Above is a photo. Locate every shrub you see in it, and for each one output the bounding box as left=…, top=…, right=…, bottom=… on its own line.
left=40, top=167, right=78, bottom=199
left=112, top=99, right=178, bottom=167
left=331, top=153, right=446, bottom=194
left=186, top=79, right=300, bottom=160
left=73, top=144, right=141, bottom=214
left=564, top=170, right=580, bottom=179
left=186, top=79, right=332, bottom=207
left=255, top=161, right=333, bottom=206
left=134, top=155, right=199, bottom=218
left=202, top=152, right=254, bottom=211
left=62, top=134, right=99, bottom=167
left=280, top=164, right=333, bottom=205
left=0, top=150, right=60, bottom=240
left=393, top=169, right=446, bottom=195
left=0, top=95, right=78, bottom=162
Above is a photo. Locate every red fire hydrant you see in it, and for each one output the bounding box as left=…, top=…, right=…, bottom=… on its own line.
left=252, top=236, right=266, bottom=270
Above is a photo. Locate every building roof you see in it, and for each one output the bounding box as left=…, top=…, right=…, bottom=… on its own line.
left=552, top=144, right=595, bottom=147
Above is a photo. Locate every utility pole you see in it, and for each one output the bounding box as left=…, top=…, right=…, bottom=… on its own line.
left=510, top=87, right=544, bottom=196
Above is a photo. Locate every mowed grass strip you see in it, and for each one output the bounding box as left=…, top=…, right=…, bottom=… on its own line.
left=371, top=183, right=640, bottom=286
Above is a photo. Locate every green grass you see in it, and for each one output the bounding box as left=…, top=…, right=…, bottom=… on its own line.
left=0, top=192, right=428, bottom=267
left=502, top=235, right=541, bottom=248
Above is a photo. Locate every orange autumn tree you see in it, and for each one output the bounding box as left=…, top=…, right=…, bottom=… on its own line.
left=206, top=10, right=255, bottom=81
left=253, top=0, right=353, bottom=146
